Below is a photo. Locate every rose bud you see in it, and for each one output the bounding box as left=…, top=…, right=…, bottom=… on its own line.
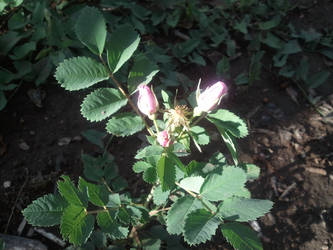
left=194, top=81, right=227, bottom=116
left=137, top=84, right=159, bottom=119
left=157, top=130, right=172, bottom=147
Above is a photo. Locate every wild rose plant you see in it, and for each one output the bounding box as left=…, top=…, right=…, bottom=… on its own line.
left=22, top=6, right=273, bottom=250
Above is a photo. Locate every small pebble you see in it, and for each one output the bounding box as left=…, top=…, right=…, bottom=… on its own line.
left=58, top=137, right=71, bottom=146
left=3, top=181, right=11, bottom=188
left=19, top=141, right=30, bottom=151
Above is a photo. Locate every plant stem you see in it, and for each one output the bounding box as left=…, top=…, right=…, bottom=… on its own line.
left=153, top=117, right=160, bottom=133
left=101, top=177, right=113, bottom=193
left=149, top=207, right=171, bottom=216
left=144, top=184, right=157, bottom=207
left=175, top=182, right=215, bottom=215
left=98, top=55, right=154, bottom=136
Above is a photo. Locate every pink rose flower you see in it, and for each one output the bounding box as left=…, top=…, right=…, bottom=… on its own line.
left=137, top=85, right=159, bottom=118
left=196, top=81, right=227, bottom=113
left=157, top=130, right=172, bottom=147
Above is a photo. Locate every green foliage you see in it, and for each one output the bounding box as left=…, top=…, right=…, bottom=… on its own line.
left=58, top=175, right=88, bottom=207
left=107, top=25, right=140, bottom=73
left=167, top=196, right=203, bottom=235
left=78, top=178, right=109, bottom=207
left=217, top=197, right=273, bottom=222
left=55, top=57, right=109, bottom=91
left=157, top=155, right=176, bottom=191
left=81, top=88, right=128, bottom=122
left=190, top=126, right=210, bottom=145
left=0, top=238, right=4, bottom=250
left=221, top=222, right=263, bottom=250
left=179, top=176, right=204, bottom=194
left=61, top=205, right=95, bottom=246
left=81, top=129, right=106, bottom=149
left=200, top=167, right=247, bottom=201
left=153, top=185, right=170, bottom=206
left=22, top=194, right=67, bottom=226
left=184, top=209, right=220, bottom=245
left=135, top=145, right=164, bottom=159
left=128, top=54, right=159, bottom=94
left=106, top=112, right=145, bottom=136
left=97, top=212, right=129, bottom=239
left=208, top=109, right=248, bottom=138
left=75, top=7, right=107, bottom=55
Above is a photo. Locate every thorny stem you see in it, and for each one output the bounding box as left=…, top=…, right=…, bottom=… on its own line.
left=98, top=55, right=154, bottom=136
left=175, top=182, right=215, bottom=215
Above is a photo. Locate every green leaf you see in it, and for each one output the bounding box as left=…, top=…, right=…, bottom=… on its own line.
left=273, top=53, right=288, bottom=67
left=161, top=89, right=172, bottom=109
left=78, top=178, right=109, bottom=207
left=295, top=57, right=309, bottom=81
left=0, top=91, right=7, bottom=111
left=8, top=11, right=27, bottom=30
left=207, top=109, right=248, bottom=138
left=320, top=49, right=333, bottom=60
left=9, top=41, right=36, bottom=60
left=55, top=57, right=109, bottom=91
left=81, top=88, right=128, bottom=122
left=61, top=205, right=95, bottom=246
left=179, top=176, right=204, bottom=194
left=306, top=71, right=330, bottom=89
left=106, top=112, right=144, bottom=136
left=0, top=31, right=29, bottom=55
left=23, top=194, right=67, bottom=226
left=135, top=145, right=164, bottom=159
left=184, top=209, right=220, bottom=245
left=106, top=194, right=121, bottom=208
left=281, top=40, right=302, bottom=54
left=215, top=126, right=239, bottom=165
left=241, top=163, right=260, bottom=181
left=221, top=222, right=263, bottom=250
left=279, top=65, right=295, bottom=78
left=153, top=185, right=170, bottom=206
left=81, top=129, right=106, bottom=149
left=107, top=25, right=140, bottom=73
left=261, top=32, right=284, bottom=49
left=235, top=72, right=249, bottom=85
left=190, top=126, right=210, bottom=145
left=82, top=154, right=105, bottom=182
left=0, top=238, right=4, bottom=250
left=157, top=155, right=176, bottom=191
left=258, top=15, right=281, bottom=30
left=217, top=197, right=273, bottom=222
left=142, top=239, right=161, bottom=250
left=133, top=161, right=152, bottom=173
left=166, top=196, right=203, bottom=235
left=127, top=54, right=159, bottom=94
left=57, top=175, right=88, bottom=207
left=200, top=166, right=247, bottom=201
left=97, top=211, right=129, bottom=239
left=143, top=167, right=158, bottom=184
left=75, top=7, right=106, bottom=55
